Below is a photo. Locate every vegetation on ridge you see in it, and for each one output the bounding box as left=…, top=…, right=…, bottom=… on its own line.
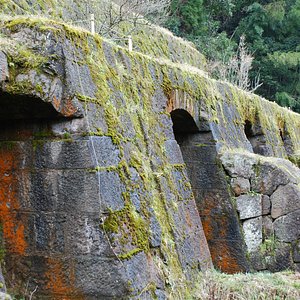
left=165, top=0, right=300, bottom=112
left=1, top=7, right=300, bottom=299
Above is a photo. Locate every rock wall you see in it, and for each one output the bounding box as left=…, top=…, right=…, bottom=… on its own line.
left=171, top=115, right=250, bottom=273
left=222, top=152, right=300, bottom=272
left=0, top=17, right=212, bottom=299
left=0, top=12, right=300, bottom=299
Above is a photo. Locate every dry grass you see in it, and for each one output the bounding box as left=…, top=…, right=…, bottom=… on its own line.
left=194, top=270, right=300, bottom=300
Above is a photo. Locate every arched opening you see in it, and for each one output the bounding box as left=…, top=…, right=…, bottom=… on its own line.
left=0, top=92, right=66, bottom=296
left=244, top=119, right=270, bottom=156
left=0, top=92, right=61, bottom=121
left=170, top=109, right=250, bottom=274
left=170, top=109, right=199, bottom=135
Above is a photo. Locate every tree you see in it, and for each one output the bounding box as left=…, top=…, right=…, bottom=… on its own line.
left=236, top=1, right=300, bottom=111
left=209, top=35, right=261, bottom=91
left=91, top=0, right=171, bottom=37
left=165, top=0, right=300, bottom=111
left=165, top=0, right=205, bottom=37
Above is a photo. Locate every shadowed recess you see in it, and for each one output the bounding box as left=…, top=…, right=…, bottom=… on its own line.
left=0, top=92, right=61, bottom=121
left=171, top=109, right=250, bottom=273
left=244, top=119, right=269, bottom=156
left=170, top=109, right=199, bottom=135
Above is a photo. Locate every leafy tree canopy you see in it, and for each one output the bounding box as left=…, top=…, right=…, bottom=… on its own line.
left=165, top=0, right=300, bottom=111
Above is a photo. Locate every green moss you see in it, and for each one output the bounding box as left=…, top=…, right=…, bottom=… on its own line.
left=5, top=80, right=32, bottom=95
left=118, top=248, right=142, bottom=260
left=104, top=104, right=123, bottom=145
left=288, top=155, right=300, bottom=167
left=63, top=132, right=71, bottom=139
left=32, top=139, right=46, bottom=151
left=260, top=235, right=278, bottom=256
left=103, top=209, right=119, bottom=233
left=161, top=71, right=172, bottom=98
left=33, top=130, right=52, bottom=138
left=3, top=15, right=300, bottom=298
left=103, top=204, right=150, bottom=255
left=13, top=46, right=48, bottom=69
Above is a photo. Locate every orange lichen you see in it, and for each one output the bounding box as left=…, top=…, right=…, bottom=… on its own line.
left=45, top=257, right=79, bottom=299
left=200, top=194, right=242, bottom=274
left=52, top=96, right=78, bottom=117
left=52, top=95, right=61, bottom=111
left=61, top=97, right=78, bottom=117
left=0, top=147, right=27, bottom=255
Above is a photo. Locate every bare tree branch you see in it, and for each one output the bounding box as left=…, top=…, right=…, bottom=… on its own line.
left=88, top=0, right=171, bottom=38
left=208, top=35, right=262, bottom=92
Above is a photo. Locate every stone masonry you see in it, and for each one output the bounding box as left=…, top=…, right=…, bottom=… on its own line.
left=0, top=9, right=300, bottom=299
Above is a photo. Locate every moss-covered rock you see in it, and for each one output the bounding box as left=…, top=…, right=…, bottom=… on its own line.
left=0, top=11, right=300, bottom=299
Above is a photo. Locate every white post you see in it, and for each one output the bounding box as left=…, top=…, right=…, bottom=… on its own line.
left=90, top=14, right=95, bottom=34
left=128, top=35, right=133, bottom=52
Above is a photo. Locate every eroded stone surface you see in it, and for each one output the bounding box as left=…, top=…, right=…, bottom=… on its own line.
left=230, top=177, right=250, bottom=196
left=292, top=242, right=300, bottom=263
left=251, top=160, right=300, bottom=195
left=1, top=14, right=300, bottom=299
left=0, top=51, right=8, bottom=82
left=164, top=140, right=184, bottom=165
left=273, top=210, right=300, bottom=242
left=223, top=151, right=300, bottom=272
left=221, top=152, right=257, bottom=178
left=271, top=184, right=300, bottom=219
left=262, top=216, right=274, bottom=238
left=262, top=195, right=271, bottom=216
left=243, top=217, right=262, bottom=252
left=236, top=194, right=262, bottom=220
left=265, top=242, right=294, bottom=272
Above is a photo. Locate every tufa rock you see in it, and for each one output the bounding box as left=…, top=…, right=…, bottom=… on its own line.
left=273, top=209, right=300, bottom=242
left=243, top=216, right=263, bottom=252
left=271, top=184, right=300, bottom=219
left=236, top=194, right=262, bottom=220
left=0, top=51, right=8, bottom=83
left=230, top=177, right=250, bottom=196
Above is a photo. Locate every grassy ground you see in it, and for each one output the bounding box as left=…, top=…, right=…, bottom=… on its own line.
left=194, top=270, right=300, bottom=300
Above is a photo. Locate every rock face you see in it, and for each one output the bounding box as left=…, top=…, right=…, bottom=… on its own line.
left=0, top=10, right=300, bottom=299
left=0, top=22, right=213, bottom=299
left=222, top=151, right=300, bottom=272
left=0, top=52, right=8, bottom=83
left=271, top=184, right=300, bottom=218
left=175, top=129, right=250, bottom=274
left=236, top=194, right=262, bottom=220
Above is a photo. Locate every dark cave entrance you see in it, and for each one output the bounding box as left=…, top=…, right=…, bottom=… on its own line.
left=0, top=92, right=60, bottom=121
left=0, top=91, right=62, bottom=145
left=170, top=109, right=200, bottom=136
left=171, top=109, right=250, bottom=273
left=0, top=91, right=63, bottom=145
left=244, top=119, right=270, bottom=156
